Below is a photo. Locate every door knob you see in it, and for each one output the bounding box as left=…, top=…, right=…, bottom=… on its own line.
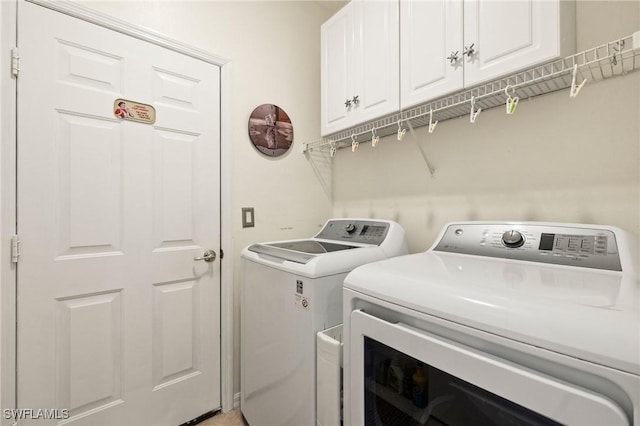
left=194, top=249, right=217, bottom=262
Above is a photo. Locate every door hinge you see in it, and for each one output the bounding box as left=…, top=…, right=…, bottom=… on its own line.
left=11, top=235, right=20, bottom=264
left=220, top=249, right=224, bottom=260
left=11, top=47, right=19, bottom=77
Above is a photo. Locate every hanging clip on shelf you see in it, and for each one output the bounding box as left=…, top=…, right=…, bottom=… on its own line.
left=351, top=134, right=359, bottom=152
left=428, top=109, right=438, bottom=133
left=329, top=140, right=336, bottom=158
left=397, top=120, right=407, bottom=141
left=371, top=128, right=380, bottom=147
left=570, top=64, right=587, bottom=98
left=505, top=85, right=519, bottom=115
left=470, top=96, right=481, bottom=123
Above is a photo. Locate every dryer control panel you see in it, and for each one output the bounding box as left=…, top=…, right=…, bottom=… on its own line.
left=434, top=223, right=622, bottom=271
left=315, top=219, right=390, bottom=245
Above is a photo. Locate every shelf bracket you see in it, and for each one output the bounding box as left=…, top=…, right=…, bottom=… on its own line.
left=406, top=121, right=435, bottom=177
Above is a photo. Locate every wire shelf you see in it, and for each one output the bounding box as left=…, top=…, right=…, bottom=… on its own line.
left=302, top=31, right=640, bottom=154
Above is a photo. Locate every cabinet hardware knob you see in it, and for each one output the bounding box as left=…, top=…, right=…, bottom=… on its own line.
left=463, top=43, right=476, bottom=57
left=345, top=99, right=352, bottom=108
left=352, top=95, right=359, bottom=106
left=446, top=51, right=459, bottom=64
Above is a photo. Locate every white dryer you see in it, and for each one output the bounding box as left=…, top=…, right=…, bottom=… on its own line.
left=241, top=218, right=408, bottom=426
left=343, top=222, right=639, bottom=426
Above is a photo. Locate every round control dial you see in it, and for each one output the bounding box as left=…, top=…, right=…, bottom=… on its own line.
left=344, top=223, right=357, bottom=234
left=502, top=230, right=525, bottom=248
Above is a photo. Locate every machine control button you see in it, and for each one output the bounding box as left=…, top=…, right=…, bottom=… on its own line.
left=502, top=230, right=525, bottom=248
left=344, top=223, right=357, bottom=234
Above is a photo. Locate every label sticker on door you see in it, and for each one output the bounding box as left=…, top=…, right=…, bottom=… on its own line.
left=113, top=99, right=156, bottom=124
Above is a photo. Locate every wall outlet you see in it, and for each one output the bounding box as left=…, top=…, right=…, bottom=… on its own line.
left=242, top=207, right=255, bottom=228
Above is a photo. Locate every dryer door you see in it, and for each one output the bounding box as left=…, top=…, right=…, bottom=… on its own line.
left=348, top=309, right=629, bottom=426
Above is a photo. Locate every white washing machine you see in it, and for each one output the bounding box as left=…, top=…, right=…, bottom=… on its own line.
left=343, top=222, right=639, bottom=425
left=241, top=218, right=408, bottom=426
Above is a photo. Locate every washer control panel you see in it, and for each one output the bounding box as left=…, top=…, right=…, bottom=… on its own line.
left=434, top=223, right=622, bottom=271
left=315, top=219, right=390, bottom=245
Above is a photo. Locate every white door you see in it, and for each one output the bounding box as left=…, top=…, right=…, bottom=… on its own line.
left=463, top=0, right=562, bottom=86
left=400, top=0, right=463, bottom=108
left=321, top=1, right=398, bottom=136
left=321, top=2, right=352, bottom=136
left=354, top=0, right=399, bottom=124
left=17, top=3, right=221, bottom=425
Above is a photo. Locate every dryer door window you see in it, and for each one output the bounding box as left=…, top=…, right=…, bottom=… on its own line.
left=348, top=309, right=629, bottom=426
left=364, top=337, right=560, bottom=425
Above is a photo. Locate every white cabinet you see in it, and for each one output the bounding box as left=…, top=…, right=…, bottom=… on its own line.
left=321, top=6, right=350, bottom=135
left=400, top=0, right=575, bottom=110
left=400, top=0, right=463, bottom=109
left=321, top=1, right=399, bottom=136
left=463, top=0, right=575, bottom=86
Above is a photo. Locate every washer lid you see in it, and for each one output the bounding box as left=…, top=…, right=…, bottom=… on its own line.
left=344, top=251, right=640, bottom=375
left=248, top=240, right=357, bottom=264
left=268, top=240, right=358, bottom=254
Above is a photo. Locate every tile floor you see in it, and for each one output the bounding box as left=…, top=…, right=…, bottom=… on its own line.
left=199, top=409, right=247, bottom=426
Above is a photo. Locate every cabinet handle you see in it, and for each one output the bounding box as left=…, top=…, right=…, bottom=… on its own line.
left=463, top=43, right=476, bottom=57
left=352, top=95, right=359, bottom=106
left=345, top=99, right=352, bottom=109
left=446, top=51, right=459, bottom=64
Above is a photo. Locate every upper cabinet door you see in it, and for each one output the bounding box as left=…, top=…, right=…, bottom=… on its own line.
left=354, top=0, right=399, bottom=124
left=321, top=4, right=352, bottom=136
left=400, top=0, right=463, bottom=109
left=321, top=1, right=399, bottom=136
left=463, top=0, right=575, bottom=86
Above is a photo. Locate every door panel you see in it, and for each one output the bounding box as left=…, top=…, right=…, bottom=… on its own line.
left=464, top=0, right=561, bottom=86
left=17, top=3, right=221, bottom=425
left=356, top=0, right=399, bottom=123
left=152, top=280, right=200, bottom=389
left=56, top=114, right=123, bottom=257
left=400, top=0, right=463, bottom=108
left=321, top=5, right=351, bottom=135
left=56, top=291, right=123, bottom=415
left=153, top=130, right=199, bottom=247
left=478, top=1, right=533, bottom=61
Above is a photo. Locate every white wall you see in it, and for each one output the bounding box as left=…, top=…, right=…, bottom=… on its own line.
left=76, top=0, right=336, bottom=399
left=332, top=1, right=640, bottom=253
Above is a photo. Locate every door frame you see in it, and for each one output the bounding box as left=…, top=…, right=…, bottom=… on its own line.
left=0, top=0, right=234, bottom=421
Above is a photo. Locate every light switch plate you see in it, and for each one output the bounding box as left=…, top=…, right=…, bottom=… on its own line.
left=242, top=207, right=255, bottom=228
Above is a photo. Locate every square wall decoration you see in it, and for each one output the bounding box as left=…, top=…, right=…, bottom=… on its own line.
left=248, top=104, right=293, bottom=157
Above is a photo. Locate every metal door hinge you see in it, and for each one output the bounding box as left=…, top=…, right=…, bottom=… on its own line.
left=220, top=249, right=224, bottom=260
left=11, top=47, right=19, bottom=77
left=11, top=235, right=20, bottom=263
